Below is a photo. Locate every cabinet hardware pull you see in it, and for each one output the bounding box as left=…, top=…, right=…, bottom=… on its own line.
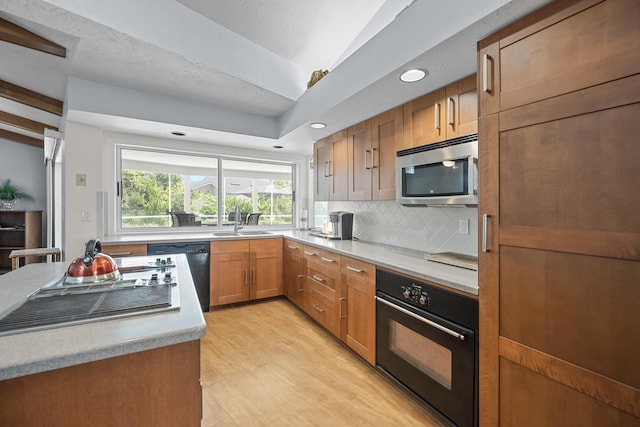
left=447, top=97, right=454, bottom=125
left=339, top=297, right=346, bottom=319
left=251, top=268, right=256, bottom=285
left=321, top=256, right=335, bottom=263
left=108, top=251, right=132, bottom=256
left=376, top=296, right=465, bottom=340
left=304, top=250, right=316, bottom=256
left=297, top=274, right=304, bottom=292
left=482, top=214, right=490, bottom=252
left=482, top=54, right=492, bottom=94
left=435, top=102, right=440, bottom=130
left=288, top=245, right=298, bottom=250
left=364, top=150, right=371, bottom=170
left=346, top=265, right=363, bottom=273
left=244, top=269, right=248, bottom=286
left=312, top=304, right=325, bottom=313
left=328, top=160, right=333, bottom=177
left=312, top=274, right=325, bottom=282
left=324, top=161, right=329, bottom=177
left=371, top=148, right=377, bottom=168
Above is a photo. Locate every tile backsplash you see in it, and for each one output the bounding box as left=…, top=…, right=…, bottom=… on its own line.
left=326, top=201, right=478, bottom=255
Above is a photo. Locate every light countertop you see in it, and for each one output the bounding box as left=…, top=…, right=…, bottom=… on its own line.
left=101, top=229, right=478, bottom=296
left=0, top=254, right=206, bottom=381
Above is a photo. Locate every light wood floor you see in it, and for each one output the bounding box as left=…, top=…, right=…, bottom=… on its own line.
left=201, top=298, right=445, bottom=426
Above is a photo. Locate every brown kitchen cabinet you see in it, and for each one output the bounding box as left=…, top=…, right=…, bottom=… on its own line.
left=314, top=130, right=348, bottom=201
left=0, top=210, right=41, bottom=273
left=210, top=238, right=283, bottom=307
left=101, top=243, right=147, bottom=258
left=340, top=255, right=376, bottom=366
left=478, top=0, right=640, bottom=425
left=402, top=74, right=477, bottom=150
left=283, top=238, right=306, bottom=310
left=303, top=245, right=341, bottom=337
left=346, top=107, right=402, bottom=201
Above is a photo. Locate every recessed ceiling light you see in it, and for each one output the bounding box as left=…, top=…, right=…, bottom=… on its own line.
left=273, top=145, right=284, bottom=149
left=171, top=131, right=185, bottom=136
left=310, top=122, right=326, bottom=129
left=400, top=68, right=427, bottom=83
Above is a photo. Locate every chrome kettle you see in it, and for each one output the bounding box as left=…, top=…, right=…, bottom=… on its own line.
left=65, top=239, right=120, bottom=284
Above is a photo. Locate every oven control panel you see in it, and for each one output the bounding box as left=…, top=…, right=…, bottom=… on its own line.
left=401, top=284, right=430, bottom=306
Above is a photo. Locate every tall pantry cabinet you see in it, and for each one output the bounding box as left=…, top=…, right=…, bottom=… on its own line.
left=478, top=0, right=640, bottom=425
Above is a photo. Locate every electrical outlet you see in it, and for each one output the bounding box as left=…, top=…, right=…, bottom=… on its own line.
left=76, top=173, right=87, bottom=186
left=81, top=209, right=91, bottom=222
left=458, top=219, right=470, bottom=235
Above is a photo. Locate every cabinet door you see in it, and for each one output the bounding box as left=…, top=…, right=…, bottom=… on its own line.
left=347, top=120, right=372, bottom=201
left=340, top=256, right=376, bottom=365
left=402, top=88, right=445, bottom=149
left=250, top=238, right=283, bottom=300
left=314, top=138, right=332, bottom=201
left=210, top=240, right=250, bottom=306
left=284, top=240, right=305, bottom=310
left=330, top=130, right=348, bottom=201
left=371, top=107, right=402, bottom=200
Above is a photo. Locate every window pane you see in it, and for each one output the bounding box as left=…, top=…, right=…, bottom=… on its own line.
left=120, top=149, right=218, bottom=228
left=222, top=159, right=293, bottom=226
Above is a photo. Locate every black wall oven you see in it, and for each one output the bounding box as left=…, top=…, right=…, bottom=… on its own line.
left=376, top=269, right=478, bottom=427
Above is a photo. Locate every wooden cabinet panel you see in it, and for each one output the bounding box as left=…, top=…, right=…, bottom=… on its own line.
left=314, top=131, right=348, bottom=201
left=478, top=1, right=640, bottom=424
left=371, top=107, right=402, bottom=201
left=307, top=273, right=339, bottom=336
left=102, top=243, right=147, bottom=258
left=499, top=0, right=640, bottom=111
left=284, top=239, right=305, bottom=310
left=402, top=88, right=445, bottom=149
left=456, top=74, right=478, bottom=136
left=210, top=238, right=282, bottom=307
left=340, top=255, right=376, bottom=365
left=347, top=120, right=372, bottom=201
left=314, top=137, right=332, bottom=201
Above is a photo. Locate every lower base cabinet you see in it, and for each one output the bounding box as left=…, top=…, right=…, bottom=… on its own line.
left=210, top=238, right=283, bottom=307
left=0, top=341, right=202, bottom=426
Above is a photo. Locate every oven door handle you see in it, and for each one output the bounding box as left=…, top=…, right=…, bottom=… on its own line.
left=376, top=296, right=466, bottom=341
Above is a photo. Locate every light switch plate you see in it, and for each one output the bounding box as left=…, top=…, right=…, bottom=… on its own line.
left=81, top=209, right=91, bottom=222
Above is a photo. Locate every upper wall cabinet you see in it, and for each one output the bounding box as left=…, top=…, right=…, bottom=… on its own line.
left=314, top=130, right=348, bottom=201
left=402, top=74, right=477, bottom=150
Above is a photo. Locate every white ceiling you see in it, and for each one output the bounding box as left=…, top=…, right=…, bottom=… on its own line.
left=0, top=0, right=551, bottom=155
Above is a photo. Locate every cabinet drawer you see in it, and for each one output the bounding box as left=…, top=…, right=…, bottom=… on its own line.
left=341, top=255, right=375, bottom=283
left=307, top=264, right=337, bottom=292
left=102, top=244, right=147, bottom=257
left=305, top=246, right=340, bottom=277
left=284, top=239, right=304, bottom=257
left=307, top=279, right=338, bottom=335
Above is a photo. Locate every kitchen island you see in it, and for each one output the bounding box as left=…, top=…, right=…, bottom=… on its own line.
left=0, top=255, right=206, bottom=426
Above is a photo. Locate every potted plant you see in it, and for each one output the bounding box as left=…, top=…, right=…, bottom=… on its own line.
left=0, top=179, right=34, bottom=210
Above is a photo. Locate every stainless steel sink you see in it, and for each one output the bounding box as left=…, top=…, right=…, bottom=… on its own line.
left=213, top=231, right=272, bottom=236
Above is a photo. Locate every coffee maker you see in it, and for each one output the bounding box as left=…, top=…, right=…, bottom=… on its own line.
left=327, top=211, right=353, bottom=240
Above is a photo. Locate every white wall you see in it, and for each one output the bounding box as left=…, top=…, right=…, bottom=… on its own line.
left=0, top=138, right=47, bottom=245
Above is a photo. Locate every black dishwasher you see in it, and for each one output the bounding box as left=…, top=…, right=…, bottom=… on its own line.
left=148, top=241, right=210, bottom=312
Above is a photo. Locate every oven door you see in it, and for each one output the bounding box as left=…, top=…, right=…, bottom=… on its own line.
left=376, top=292, right=475, bottom=427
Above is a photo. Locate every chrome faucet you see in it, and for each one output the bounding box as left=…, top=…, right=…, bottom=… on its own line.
left=233, top=205, right=243, bottom=233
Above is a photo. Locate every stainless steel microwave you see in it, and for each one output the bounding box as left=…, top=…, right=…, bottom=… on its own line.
left=396, top=134, right=478, bottom=206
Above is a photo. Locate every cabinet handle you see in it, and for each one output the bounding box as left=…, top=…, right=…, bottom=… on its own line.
left=371, top=148, right=377, bottom=169
left=346, top=265, right=363, bottom=273
left=434, top=102, right=440, bottom=130
left=288, top=245, right=298, bottom=250
left=312, top=274, right=325, bottom=283
left=482, top=54, right=493, bottom=94
left=244, top=269, right=248, bottom=286
left=321, top=256, right=335, bottom=263
left=482, top=214, right=491, bottom=252
left=324, top=161, right=329, bottom=177
left=304, top=250, right=316, bottom=256
left=297, top=274, right=304, bottom=292
left=339, top=297, right=346, bottom=319
left=108, top=251, right=133, bottom=256
left=364, top=150, right=371, bottom=170
left=447, top=97, right=454, bottom=126
left=312, top=304, right=326, bottom=313
left=251, top=268, right=256, bottom=285
left=328, top=160, right=333, bottom=177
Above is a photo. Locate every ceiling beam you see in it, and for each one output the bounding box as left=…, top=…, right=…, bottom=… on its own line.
left=0, top=17, right=66, bottom=58
left=0, top=80, right=63, bottom=116
left=0, top=111, right=57, bottom=134
left=0, top=128, right=43, bottom=148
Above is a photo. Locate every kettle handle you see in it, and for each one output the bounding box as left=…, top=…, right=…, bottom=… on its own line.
left=82, top=239, right=102, bottom=267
